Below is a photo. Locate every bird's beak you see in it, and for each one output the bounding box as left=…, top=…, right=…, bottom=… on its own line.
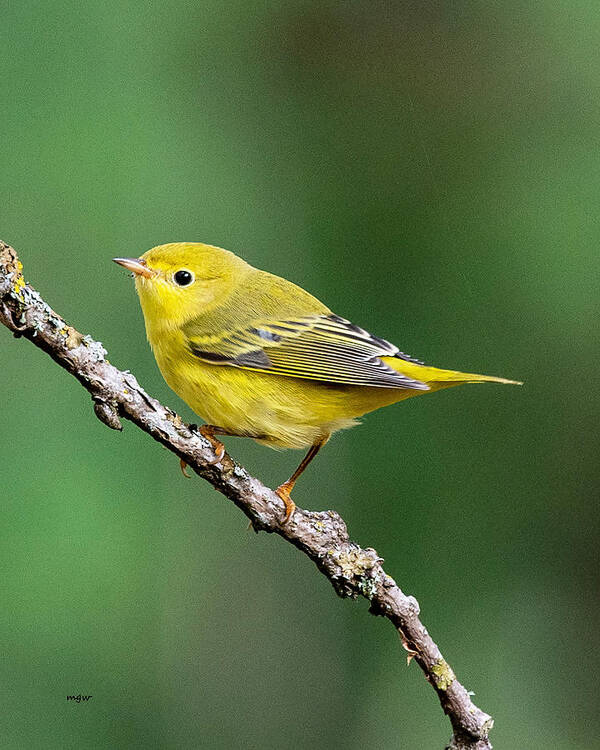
left=112, top=257, right=156, bottom=278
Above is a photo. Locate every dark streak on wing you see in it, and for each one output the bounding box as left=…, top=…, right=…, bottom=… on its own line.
left=234, top=349, right=272, bottom=368
left=394, top=351, right=425, bottom=365
left=267, top=324, right=300, bottom=333
left=191, top=349, right=232, bottom=363
left=192, top=345, right=272, bottom=368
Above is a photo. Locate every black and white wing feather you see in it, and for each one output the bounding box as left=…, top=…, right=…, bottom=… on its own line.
left=184, top=313, right=429, bottom=390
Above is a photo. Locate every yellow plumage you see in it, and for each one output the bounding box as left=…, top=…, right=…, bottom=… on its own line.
left=114, top=242, right=521, bottom=520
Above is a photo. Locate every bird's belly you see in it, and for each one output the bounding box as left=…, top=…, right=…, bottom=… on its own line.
left=155, top=351, right=415, bottom=450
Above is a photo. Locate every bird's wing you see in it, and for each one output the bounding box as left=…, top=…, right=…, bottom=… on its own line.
left=184, top=313, right=429, bottom=390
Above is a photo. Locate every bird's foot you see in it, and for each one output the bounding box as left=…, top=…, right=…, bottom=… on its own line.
left=198, top=425, right=226, bottom=465
left=180, top=458, right=191, bottom=478
left=179, top=425, right=225, bottom=477
left=275, top=481, right=296, bottom=525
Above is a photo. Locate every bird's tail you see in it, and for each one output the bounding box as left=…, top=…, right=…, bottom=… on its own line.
left=384, top=357, right=523, bottom=390
left=424, top=367, right=522, bottom=387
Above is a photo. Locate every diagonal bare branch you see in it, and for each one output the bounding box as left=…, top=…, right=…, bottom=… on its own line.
left=0, top=239, right=493, bottom=749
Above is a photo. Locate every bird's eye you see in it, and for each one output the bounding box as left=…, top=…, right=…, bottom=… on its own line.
left=174, top=269, right=194, bottom=287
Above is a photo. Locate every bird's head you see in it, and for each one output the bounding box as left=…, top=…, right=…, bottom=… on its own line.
left=113, top=242, right=250, bottom=330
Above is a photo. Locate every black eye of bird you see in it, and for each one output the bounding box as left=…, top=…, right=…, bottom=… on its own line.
left=174, top=269, right=194, bottom=287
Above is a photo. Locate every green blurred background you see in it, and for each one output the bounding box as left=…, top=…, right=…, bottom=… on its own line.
left=1, top=2, right=598, bottom=748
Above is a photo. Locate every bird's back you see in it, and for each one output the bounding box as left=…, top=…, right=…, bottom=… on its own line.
left=181, top=266, right=331, bottom=339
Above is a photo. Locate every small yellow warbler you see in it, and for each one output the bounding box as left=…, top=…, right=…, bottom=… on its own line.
left=114, top=242, right=521, bottom=522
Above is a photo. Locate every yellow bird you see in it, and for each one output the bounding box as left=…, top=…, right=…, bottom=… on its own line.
left=114, top=242, right=521, bottom=522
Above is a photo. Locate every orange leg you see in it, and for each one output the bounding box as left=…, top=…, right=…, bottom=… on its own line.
left=180, top=424, right=232, bottom=477
left=180, top=458, right=192, bottom=478
left=276, top=435, right=329, bottom=524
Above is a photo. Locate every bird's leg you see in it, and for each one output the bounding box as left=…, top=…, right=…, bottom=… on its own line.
left=276, top=435, right=329, bottom=524
left=198, top=425, right=228, bottom=464
left=180, top=425, right=232, bottom=477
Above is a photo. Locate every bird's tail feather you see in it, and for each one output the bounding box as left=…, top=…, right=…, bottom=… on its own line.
left=384, top=357, right=523, bottom=388
left=428, top=369, right=523, bottom=386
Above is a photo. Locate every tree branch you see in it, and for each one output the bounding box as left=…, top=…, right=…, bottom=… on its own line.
left=0, top=239, right=493, bottom=749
